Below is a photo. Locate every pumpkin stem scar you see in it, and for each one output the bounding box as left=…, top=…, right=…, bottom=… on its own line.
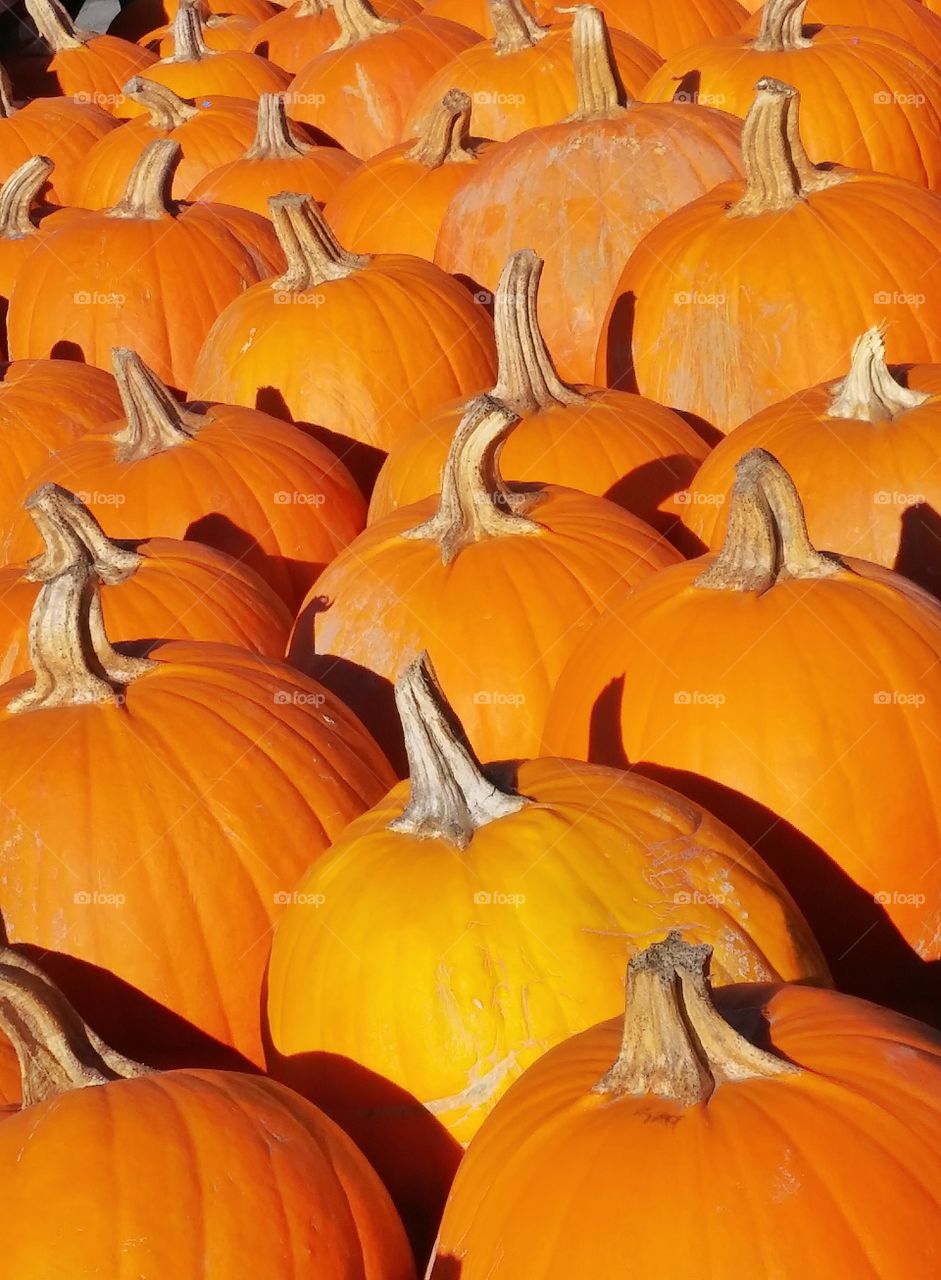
left=388, top=651, right=530, bottom=848
left=328, top=0, right=399, bottom=50
left=752, top=0, right=811, bottom=52
left=828, top=326, right=930, bottom=422
left=166, top=0, right=214, bottom=62
left=564, top=5, right=631, bottom=121
left=490, top=0, right=548, bottom=56
left=0, top=948, right=148, bottom=1106
left=123, top=76, right=199, bottom=129
left=108, top=137, right=180, bottom=221
left=593, top=931, right=800, bottom=1104
left=406, top=90, right=477, bottom=168
left=246, top=93, right=309, bottom=160
left=109, top=349, right=203, bottom=461
left=24, top=484, right=143, bottom=586
left=24, top=0, right=87, bottom=50
left=268, top=192, right=369, bottom=291
left=0, top=155, right=54, bottom=240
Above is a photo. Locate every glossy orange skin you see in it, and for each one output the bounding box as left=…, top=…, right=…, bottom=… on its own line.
left=290, top=485, right=681, bottom=765
left=432, top=982, right=941, bottom=1278
left=743, top=0, right=941, bottom=60
left=0, top=98, right=117, bottom=205
left=6, top=199, right=282, bottom=393
left=421, top=0, right=490, bottom=35
left=600, top=172, right=941, bottom=432
left=122, top=47, right=290, bottom=112
left=9, top=36, right=158, bottom=116
left=436, top=103, right=742, bottom=385
left=1, top=403, right=365, bottom=610
left=404, top=26, right=663, bottom=144
left=535, top=0, right=746, bottom=56
left=251, top=0, right=422, bottom=72
left=110, top=0, right=276, bottom=40
left=190, top=255, right=497, bottom=494
left=644, top=27, right=941, bottom=188
left=73, top=95, right=263, bottom=207
left=0, top=207, right=88, bottom=358
left=0, top=641, right=394, bottom=1066
left=286, top=17, right=479, bottom=159
left=145, top=13, right=263, bottom=56
left=188, top=142, right=360, bottom=215
left=0, top=1068, right=415, bottom=1279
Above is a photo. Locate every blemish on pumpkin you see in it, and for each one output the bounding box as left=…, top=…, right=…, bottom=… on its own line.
left=239, top=328, right=257, bottom=355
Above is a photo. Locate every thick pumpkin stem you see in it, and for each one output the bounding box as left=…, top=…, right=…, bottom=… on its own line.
left=246, top=94, right=306, bottom=159
left=293, top=0, right=328, bottom=14
left=108, top=137, right=179, bottom=220
left=0, top=155, right=54, bottom=240
left=565, top=5, right=629, bottom=120
left=329, top=0, right=399, bottom=49
left=110, top=349, right=202, bottom=461
left=167, top=0, right=213, bottom=60
left=0, top=66, right=16, bottom=117
left=269, top=192, right=368, bottom=290
left=593, top=932, right=799, bottom=1105
left=25, top=484, right=141, bottom=585
left=406, top=90, right=477, bottom=167
left=123, top=76, right=198, bottom=128
left=752, top=0, right=809, bottom=52
left=403, top=394, right=540, bottom=563
left=0, top=948, right=147, bottom=1107
left=730, top=78, right=843, bottom=217
left=389, top=652, right=529, bottom=848
left=695, top=448, right=841, bottom=592
left=24, top=0, right=86, bottom=49
left=489, top=0, right=547, bottom=54
left=828, top=326, right=929, bottom=422
left=493, top=250, right=584, bottom=412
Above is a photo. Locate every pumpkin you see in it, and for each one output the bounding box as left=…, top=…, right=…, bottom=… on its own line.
left=403, top=0, right=663, bottom=144
left=535, top=0, right=747, bottom=57
left=251, top=0, right=422, bottom=73
left=74, top=78, right=261, bottom=206
left=681, top=326, right=941, bottom=600
left=190, top=193, right=497, bottom=494
left=435, top=5, right=743, bottom=385
left=0, top=549, right=394, bottom=1065
left=1, top=348, right=366, bottom=610
left=643, top=0, right=941, bottom=188
left=0, top=950, right=416, bottom=1278
left=0, top=483, right=292, bottom=679
left=324, top=90, right=490, bottom=259
left=290, top=393, right=681, bottom=766
left=110, top=0, right=275, bottom=42
left=544, top=449, right=941, bottom=1019
left=431, top=933, right=941, bottom=1279
left=143, top=10, right=263, bottom=57
left=285, top=0, right=479, bottom=159
left=0, top=64, right=117, bottom=206
left=370, top=249, right=711, bottom=542
left=6, top=138, right=282, bottom=393
left=599, top=78, right=941, bottom=431
left=743, top=0, right=941, bottom=67
left=421, top=0, right=492, bottom=36
left=188, top=92, right=360, bottom=215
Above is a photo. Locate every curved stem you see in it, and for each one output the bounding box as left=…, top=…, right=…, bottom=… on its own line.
left=828, top=326, right=929, bottom=422
left=269, top=192, right=368, bottom=291
left=0, top=65, right=16, bottom=118
left=0, top=156, right=54, bottom=240
left=25, top=484, right=141, bottom=586
left=593, top=931, right=799, bottom=1104
left=402, top=394, right=540, bottom=564
left=0, top=948, right=147, bottom=1107
left=389, top=652, right=529, bottom=848
left=492, top=250, right=584, bottom=412
left=245, top=93, right=306, bottom=159
left=752, top=0, right=810, bottom=52
left=108, top=137, right=179, bottom=220
left=406, top=89, right=477, bottom=167
left=123, top=76, right=198, bottom=129
left=110, top=349, right=202, bottom=461
left=329, top=0, right=399, bottom=49
left=489, top=0, right=547, bottom=54
left=167, top=0, right=212, bottom=60
left=24, top=0, right=86, bottom=49
left=694, top=448, right=841, bottom=592
left=564, top=5, right=629, bottom=120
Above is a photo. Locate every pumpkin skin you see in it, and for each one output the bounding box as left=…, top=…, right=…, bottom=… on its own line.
left=250, top=0, right=422, bottom=73
left=643, top=0, right=941, bottom=188
left=435, top=6, right=743, bottom=385
left=422, top=0, right=491, bottom=34
left=191, top=193, right=497, bottom=495
left=535, top=0, right=747, bottom=57
left=145, top=11, right=262, bottom=56
left=599, top=79, right=941, bottom=432
left=744, top=0, right=941, bottom=67
left=431, top=936, right=941, bottom=1280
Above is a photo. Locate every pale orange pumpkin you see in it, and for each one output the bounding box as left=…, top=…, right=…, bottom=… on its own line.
left=250, top=0, right=422, bottom=72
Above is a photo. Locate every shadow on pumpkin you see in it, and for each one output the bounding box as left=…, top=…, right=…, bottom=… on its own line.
left=894, top=502, right=941, bottom=603
left=604, top=454, right=704, bottom=547
left=597, top=290, right=637, bottom=393
left=428, top=1259, right=463, bottom=1278
left=184, top=510, right=326, bottom=615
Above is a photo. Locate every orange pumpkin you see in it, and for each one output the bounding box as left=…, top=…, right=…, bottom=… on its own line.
left=285, top=0, right=479, bottom=158
left=0, top=551, right=394, bottom=1066
left=0, top=950, right=415, bottom=1279
left=290, top=393, right=681, bottom=766
left=435, top=5, right=743, bottom=384
left=190, top=193, right=497, bottom=493
left=431, top=933, right=941, bottom=1279
left=370, top=250, right=711, bottom=542
left=6, top=138, right=282, bottom=393
left=1, top=349, right=366, bottom=610
left=142, top=11, right=262, bottom=56
left=536, top=0, right=747, bottom=57
left=188, top=92, right=360, bottom=214
left=251, top=0, right=422, bottom=73
left=599, top=79, right=941, bottom=431
left=110, top=0, right=275, bottom=40
left=744, top=0, right=941, bottom=68
left=421, top=0, right=491, bottom=35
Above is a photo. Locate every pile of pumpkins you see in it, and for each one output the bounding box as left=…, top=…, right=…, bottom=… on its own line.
left=2, top=0, right=941, bottom=1271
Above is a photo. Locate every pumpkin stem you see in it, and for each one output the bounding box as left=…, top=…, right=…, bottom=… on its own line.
left=167, top=0, right=213, bottom=60
left=492, top=249, right=584, bottom=412
left=25, top=484, right=142, bottom=585
left=828, top=326, right=929, bottom=422
left=293, top=0, right=328, bottom=13
left=405, top=89, right=477, bottom=167
left=108, top=137, right=179, bottom=220
left=269, top=192, right=368, bottom=291
left=564, top=5, right=629, bottom=120
left=0, top=948, right=148, bottom=1107
left=402, top=393, right=541, bottom=563
left=752, top=0, right=810, bottom=52
left=0, top=155, right=54, bottom=240
left=329, top=0, right=399, bottom=49
left=694, top=448, right=841, bottom=592
left=730, top=77, right=842, bottom=217
left=245, top=93, right=307, bottom=159
left=110, top=348, right=202, bottom=461
left=489, top=0, right=547, bottom=54
left=593, top=931, right=799, bottom=1105
left=0, top=65, right=16, bottom=117
left=389, top=651, right=530, bottom=848
left=123, top=76, right=198, bottom=128
left=24, top=0, right=86, bottom=50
